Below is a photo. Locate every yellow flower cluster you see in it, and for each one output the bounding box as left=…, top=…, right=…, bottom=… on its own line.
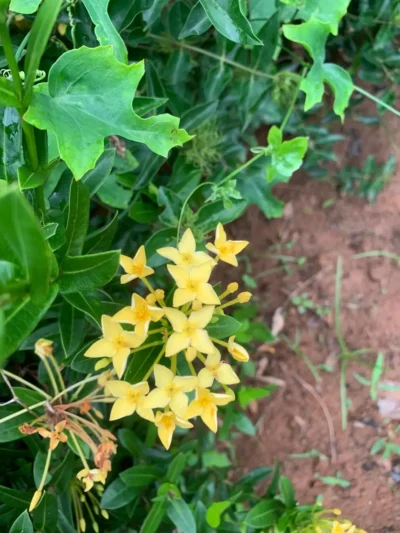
left=84, top=224, right=251, bottom=449
left=299, top=508, right=367, bottom=533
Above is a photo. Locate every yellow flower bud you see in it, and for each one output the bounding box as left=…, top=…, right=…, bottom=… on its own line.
left=228, top=336, right=249, bottom=363
left=93, top=522, right=99, bottom=533
left=228, top=282, right=238, bottom=293
left=238, top=291, right=252, bottom=303
left=80, top=494, right=85, bottom=502
left=57, top=22, right=67, bottom=36
left=191, top=300, right=202, bottom=311
left=101, top=509, right=109, bottom=519
left=333, top=509, right=342, bottom=516
left=29, top=490, right=42, bottom=512
left=94, top=358, right=111, bottom=371
left=146, top=293, right=157, bottom=305
left=80, top=518, right=86, bottom=532
left=185, top=347, right=197, bottom=362
left=155, top=289, right=165, bottom=300
left=34, top=338, right=53, bottom=358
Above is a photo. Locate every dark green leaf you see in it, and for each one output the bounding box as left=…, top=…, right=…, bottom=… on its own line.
left=83, top=213, right=118, bottom=254
left=62, top=291, right=105, bottom=327
left=181, top=101, right=219, bottom=132
left=238, top=466, right=272, bottom=486
left=118, top=428, right=146, bottom=457
left=145, top=229, right=177, bottom=267
left=58, top=251, right=120, bottom=293
left=244, top=500, right=281, bottom=528
left=129, top=199, right=160, bottom=223
left=97, top=173, right=133, bottom=209
left=166, top=453, right=187, bottom=483
left=101, top=477, right=140, bottom=510
left=33, top=451, right=52, bottom=488
left=204, top=64, right=232, bottom=101
left=279, top=476, right=296, bottom=508
left=179, top=1, right=211, bottom=38
left=206, top=314, right=241, bottom=339
left=266, top=461, right=280, bottom=497
left=10, top=510, right=33, bottom=533
left=32, top=492, right=58, bottom=533
left=0, top=487, right=31, bottom=510
left=81, top=148, right=115, bottom=196
left=196, top=199, right=247, bottom=233
left=167, top=498, right=196, bottom=533
left=60, top=180, right=90, bottom=257
left=59, top=301, right=86, bottom=357
left=120, top=465, right=163, bottom=487
left=133, top=97, right=169, bottom=116
left=140, top=499, right=168, bottom=533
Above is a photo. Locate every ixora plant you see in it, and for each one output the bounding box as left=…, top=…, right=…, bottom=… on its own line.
left=0, top=0, right=383, bottom=531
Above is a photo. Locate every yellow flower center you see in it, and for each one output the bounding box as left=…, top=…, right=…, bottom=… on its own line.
left=187, top=280, right=199, bottom=291
left=115, top=336, right=129, bottom=348
left=166, top=384, right=178, bottom=395
left=161, top=415, right=174, bottom=429
left=127, top=390, right=141, bottom=402
left=181, top=253, right=193, bottom=264
left=199, top=397, right=211, bottom=408
left=134, top=306, right=150, bottom=322
left=131, top=264, right=144, bottom=275
left=219, top=243, right=235, bottom=255
left=183, top=321, right=196, bottom=335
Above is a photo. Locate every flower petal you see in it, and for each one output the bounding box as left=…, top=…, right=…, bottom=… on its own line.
left=153, top=364, right=174, bottom=388
left=169, top=391, right=189, bottom=418
left=198, top=368, right=214, bottom=388
left=186, top=399, right=203, bottom=419
left=120, top=255, right=133, bottom=273
left=216, top=363, right=240, bottom=385
left=136, top=405, right=155, bottom=422
left=173, top=375, right=198, bottom=393
left=196, top=283, right=220, bottom=305
left=142, top=265, right=155, bottom=278
left=191, top=329, right=215, bottom=355
left=106, top=380, right=132, bottom=398
left=144, top=388, right=170, bottom=409
left=215, top=223, right=227, bottom=247
left=211, top=392, right=233, bottom=406
left=149, top=306, right=164, bottom=322
left=167, top=264, right=189, bottom=288
left=189, top=306, right=214, bottom=329
left=85, top=339, right=117, bottom=359
left=178, top=228, right=196, bottom=254
left=112, top=348, right=130, bottom=378
left=102, top=315, right=122, bottom=341
left=133, top=245, right=146, bottom=266
left=193, top=251, right=213, bottom=264
left=219, top=253, right=238, bottom=267
left=201, top=404, right=218, bottom=432
left=121, top=273, right=136, bottom=284
left=157, top=423, right=174, bottom=450
left=166, top=332, right=190, bottom=357
left=173, top=288, right=195, bottom=307
left=120, top=330, right=145, bottom=348
left=110, top=397, right=136, bottom=420
left=113, top=307, right=136, bottom=325
left=157, top=246, right=182, bottom=263
left=232, top=241, right=248, bottom=254
left=133, top=381, right=150, bottom=395
left=205, top=243, right=219, bottom=255
left=190, top=261, right=213, bottom=283
left=175, top=415, right=193, bottom=429
left=164, top=308, right=187, bottom=332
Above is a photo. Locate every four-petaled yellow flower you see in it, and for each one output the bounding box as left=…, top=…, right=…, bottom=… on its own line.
left=228, top=335, right=249, bottom=362
left=154, top=411, right=193, bottom=450
left=120, top=245, right=154, bottom=284
left=38, top=420, right=68, bottom=450
left=206, top=223, right=248, bottom=266
left=186, top=388, right=233, bottom=432
left=84, top=315, right=144, bottom=378
left=157, top=228, right=211, bottom=266
left=331, top=522, right=356, bottom=533
left=168, top=261, right=220, bottom=307
left=198, top=349, right=239, bottom=388
left=144, top=364, right=197, bottom=417
left=164, top=306, right=215, bottom=357
left=77, top=468, right=107, bottom=492
left=107, top=380, right=154, bottom=422
left=113, top=293, right=164, bottom=336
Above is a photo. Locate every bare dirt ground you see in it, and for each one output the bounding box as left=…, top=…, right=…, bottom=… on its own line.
left=233, top=103, right=400, bottom=532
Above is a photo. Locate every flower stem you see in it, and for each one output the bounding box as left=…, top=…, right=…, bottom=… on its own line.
left=38, top=355, right=61, bottom=398
left=210, top=337, right=228, bottom=348
left=1, top=370, right=51, bottom=399
left=0, top=9, right=23, bottom=100
left=38, top=446, right=52, bottom=491
left=52, top=374, right=100, bottom=404
left=0, top=400, right=46, bottom=425
left=69, top=430, right=90, bottom=470
left=143, top=346, right=166, bottom=381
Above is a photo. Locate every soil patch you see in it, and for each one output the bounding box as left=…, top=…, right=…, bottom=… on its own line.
left=233, top=103, right=400, bottom=531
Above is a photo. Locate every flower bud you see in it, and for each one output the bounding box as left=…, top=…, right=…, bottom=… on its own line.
left=34, top=338, right=53, bottom=358
left=80, top=518, right=87, bottom=532
left=227, top=282, right=238, bottom=293
left=332, top=509, right=342, bottom=516
left=191, top=300, right=202, bottom=311
left=93, top=522, right=99, bottom=533
left=185, top=347, right=197, bottom=362
left=101, top=509, right=109, bottom=519
left=155, top=289, right=165, bottom=300
left=94, top=358, right=111, bottom=371
left=146, top=293, right=157, bottom=305
left=29, top=490, right=42, bottom=512
left=238, top=291, right=252, bottom=303
left=228, top=336, right=249, bottom=363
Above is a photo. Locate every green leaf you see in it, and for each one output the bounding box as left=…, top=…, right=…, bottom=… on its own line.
left=202, top=451, right=231, bottom=468
left=283, top=19, right=330, bottom=65
left=9, top=0, right=41, bottom=13
left=196, top=199, right=247, bottom=233
left=266, top=461, right=280, bottom=497
left=118, top=428, right=146, bottom=457
left=0, top=486, right=31, bottom=510
left=179, top=1, right=211, bottom=39
left=237, top=164, right=284, bottom=219
left=206, top=314, right=241, bottom=339
left=0, top=187, right=52, bottom=303
left=166, top=453, right=187, bottom=484
left=129, top=199, right=160, bottom=223
left=238, top=386, right=276, bottom=409
left=206, top=501, right=231, bottom=528
left=62, top=291, right=105, bottom=327
left=125, top=339, right=163, bottom=385
left=181, top=101, right=219, bottom=132
left=297, top=0, right=351, bottom=35
left=83, top=213, right=118, bottom=254
left=199, top=0, right=261, bottom=45
left=140, top=499, right=168, bottom=533
left=267, top=126, right=308, bottom=182
left=10, top=510, right=33, bottom=533
left=101, top=478, right=140, bottom=510
left=0, top=388, right=46, bottom=442
left=244, top=500, right=281, bottom=528
left=0, top=77, right=20, bottom=108
left=60, top=180, right=90, bottom=257
left=58, top=251, right=120, bottom=293
left=167, top=498, right=196, bottom=533
left=145, top=229, right=177, bottom=268
left=81, top=0, right=128, bottom=63
left=279, top=476, right=296, bottom=508
left=25, top=47, right=192, bottom=179
left=81, top=148, right=115, bottom=196
left=120, top=465, right=163, bottom=487
left=59, top=300, right=86, bottom=357
left=133, top=97, right=169, bottom=116
left=2, top=284, right=58, bottom=362
left=238, top=466, right=272, bottom=486
left=32, top=492, right=58, bottom=533
left=204, top=64, right=232, bottom=102
left=33, top=451, right=52, bottom=488
left=17, top=162, right=56, bottom=191
left=97, top=173, right=133, bottom=209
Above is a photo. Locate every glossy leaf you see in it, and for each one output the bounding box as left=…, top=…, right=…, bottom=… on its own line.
left=129, top=199, right=160, bottom=223
left=83, top=213, right=118, bottom=254
left=10, top=510, right=33, bottom=533
left=82, top=0, right=128, bottom=63
left=32, top=492, right=58, bottom=533
left=101, top=478, right=140, bottom=510
left=244, top=500, right=281, bottom=528
left=60, top=180, right=90, bottom=257
left=81, top=148, right=115, bottom=196
left=140, top=499, right=168, bottom=533
left=0, top=486, right=31, bottom=510
left=179, top=1, right=211, bottom=39
left=206, top=501, right=231, bottom=528
left=125, top=338, right=163, bottom=384
left=33, top=452, right=52, bottom=488
left=279, top=476, right=296, bottom=508
left=199, top=0, right=261, bottom=45
left=59, top=300, right=86, bottom=357
left=58, top=251, right=120, bottom=293
left=145, top=228, right=177, bottom=267
left=267, top=126, right=308, bottom=182
left=0, top=78, right=20, bottom=108
left=206, top=315, right=241, bottom=339
left=196, top=199, right=247, bottom=233
left=9, top=0, right=42, bottom=13
left=167, top=498, right=196, bottom=533
left=0, top=107, right=22, bottom=182
left=133, top=96, right=169, bottom=116
left=297, top=0, right=351, bottom=35
left=166, top=453, right=187, bottom=483
left=120, top=465, right=163, bottom=487
left=62, top=291, right=106, bottom=327
left=97, top=173, right=133, bottom=209
left=25, top=46, right=192, bottom=179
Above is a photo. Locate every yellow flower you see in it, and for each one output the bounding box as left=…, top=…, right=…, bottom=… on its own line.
left=331, top=522, right=356, bottom=533
left=107, top=380, right=154, bottom=422
left=228, top=336, right=249, bottom=362
left=34, top=338, right=53, bottom=357
left=168, top=261, right=220, bottom=307
left=206, top=223, right=248, bottom=266
left=157, top=228, right=210, bottom=266
left=186, top=388, right=233, bottom=432
left=144, top=364, right=197, bottom=417
left=77, top=468, right=107, bottom=492
left=164, top=306, right=215, bottom=357
left=38, top=420, right=68, bottom=450
left=198, top=349, right=240, bottom=388
left=113, top=293, right=164, bottom=336
left=154, top=411, right=193, bottom=450
left=185, top=346, right=197, bottom=362
left=29, top=490, right=42, bottom=512
left=119, top=245, right=154, bottom=284
left=84, top=315, right=144, bottom=378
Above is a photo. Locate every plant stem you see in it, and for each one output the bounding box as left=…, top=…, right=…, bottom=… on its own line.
left=335, top=256, right=349, bottom=430
left=1, top=370, right=51, bottom=399
left=0, top=10, right=23, bottom=101
left=52, top=374, right=100, bottom=403
left=354, top=84, right=400, bottom=118
left=143, top=346, right=166, bottom=381
left=69, top=430, right=90, bottom=470
left=280, top=66, right=307, bottom=132
left=148, top=33, right=275, bottom=80
left=39, top=355, right=61, bottom=398
left=38, top=446, right=52, bottom=490
left=0, top=399, right=46, bottom=425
